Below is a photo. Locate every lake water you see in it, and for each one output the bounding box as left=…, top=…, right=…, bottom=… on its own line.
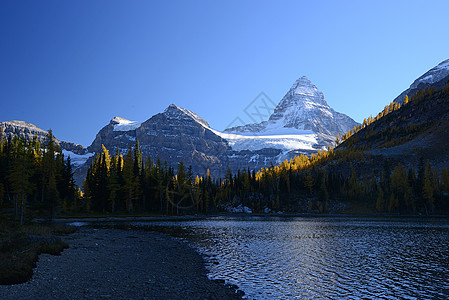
left=130, top=216, right=449, bottom=299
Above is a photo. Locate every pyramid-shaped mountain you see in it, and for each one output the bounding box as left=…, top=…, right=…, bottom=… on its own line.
left=224, top=76, right=358, bottom=149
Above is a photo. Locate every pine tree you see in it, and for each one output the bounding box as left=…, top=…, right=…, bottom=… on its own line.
left=133, top=140, right=144, bottom=209
left=108, top=150, right=121, bottom=213
left=175, top=161, right=187, bottom=215
left=154, top=158, right=165, bottom=212
left=375, top=186, right=384, bottom=212
left=304, top=170, right=314, bottom=194
left=123, top=145, right=135, bottom=212
left=59, top=156, right=76, bottom=211
left=388, top=193, right=398, bottom=213
left=319, top=179, right=328, bottom=203
left=8, top=139, right=34, bottom=224
left=348, top=163, right=361, bottom=200
left=423, top=161, right=434, bottom=214
left=42, top=129, right=61, bottom=220
left=390, top=163, right=411, bottom=212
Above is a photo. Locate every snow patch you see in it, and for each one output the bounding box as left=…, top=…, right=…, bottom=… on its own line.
left=62, top=150, right=94, bottom=168
left=411, top=59, right=449, bottom=88
left=209, top=127, right=318, bottom=152
left=113, top=119, right=142, bottom=132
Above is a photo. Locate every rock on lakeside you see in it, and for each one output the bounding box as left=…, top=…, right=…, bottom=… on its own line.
left=0, top=228, right=242, bottom=299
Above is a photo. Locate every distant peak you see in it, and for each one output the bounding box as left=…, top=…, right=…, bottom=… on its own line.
left=281, top=76, right=327, bottom=106
left=410, top=58, right=449, bottom=89
left=289, top=76, right=316, bottom=91
left=436, top=59, right=449, bottom=68
left=164, top=104, right=181, bottom=112
left=295, top=75, right=311, bottom=83
left=2, top=120, right=42, bottom=129
left=163, top=104, right=210, bottom=128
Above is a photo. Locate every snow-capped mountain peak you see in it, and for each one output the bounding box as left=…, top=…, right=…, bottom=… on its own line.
left=286, top=76, right=328, bottom=106
left=269, top=76, right=330, bottom=126
left=224, top=76, right=358, bottom=150
left=410, top=59, right=449, bottom=89
left=163, top=104, right=210, bottom=128
left=393, top=58, right=449, bottom=103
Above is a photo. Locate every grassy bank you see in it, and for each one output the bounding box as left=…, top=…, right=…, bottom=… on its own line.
left=0, top=221, right=76, bottom=285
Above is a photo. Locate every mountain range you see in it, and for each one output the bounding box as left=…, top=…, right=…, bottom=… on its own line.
left=2, top=59, right=447, bottom=185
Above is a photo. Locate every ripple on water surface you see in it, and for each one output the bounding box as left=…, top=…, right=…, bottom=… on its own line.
left=137, top=217, right=449, bottom=299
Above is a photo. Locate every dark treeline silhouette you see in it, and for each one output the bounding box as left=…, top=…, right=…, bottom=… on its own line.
left=81, top=141, right=449, bottom=215
left=82, top=140, right=217, bottom=215
left=0, top=130, right=78, bottom=224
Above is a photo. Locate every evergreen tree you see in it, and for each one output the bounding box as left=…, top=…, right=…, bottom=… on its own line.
left=390, top=164, right=411, bottom=212
left=42, top=129, right=61, bottom=220
left=376, top=186, right=384, bottom=212
left=108, top=149, right=121, bottom=213
left=304, top=170, right=314, bottom=194
left=132, top=140, right=145, bottom=210
left=58, top=156, right=76, bottom=211
left=122, top=145, right=135, bottom=212
left=8, top=139, right=34, bottom=224
left=423, top=161, right=435, bottom=214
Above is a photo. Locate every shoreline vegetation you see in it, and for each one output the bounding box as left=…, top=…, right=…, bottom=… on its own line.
left=0, top=222, right=75, bottom=285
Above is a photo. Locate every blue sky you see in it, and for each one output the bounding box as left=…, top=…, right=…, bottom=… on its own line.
left=1, top=0, right=448, bottom=146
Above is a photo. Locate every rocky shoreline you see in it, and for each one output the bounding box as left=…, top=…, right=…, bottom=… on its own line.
left=0, top=227, right=243, bottom=299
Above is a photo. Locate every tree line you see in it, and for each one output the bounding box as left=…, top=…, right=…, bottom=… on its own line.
left=82, top=141, right=449, bottom=215
left=0, top=131, right=77, bottom=224
left=82, top=141, right=218, bottom=215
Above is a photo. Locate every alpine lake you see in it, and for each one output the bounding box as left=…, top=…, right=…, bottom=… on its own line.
left=78, top=216, right=449, bottom=299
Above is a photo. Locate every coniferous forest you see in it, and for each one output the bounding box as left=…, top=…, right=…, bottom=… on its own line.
left=0, top=130, right=78, bottom=224
left=1, top=84, right=449, bottom=224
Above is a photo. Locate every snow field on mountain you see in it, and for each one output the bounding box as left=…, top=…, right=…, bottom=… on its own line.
left=210, top=128, right=317, bottom=152
left=62, top=150, right=94, bottom=167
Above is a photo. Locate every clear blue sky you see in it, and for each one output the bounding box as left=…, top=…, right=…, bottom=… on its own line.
left=1, top=0, right=448, bottom=146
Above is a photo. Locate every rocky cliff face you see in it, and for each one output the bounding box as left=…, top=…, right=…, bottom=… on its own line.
left=1, top=121, right=49, bottom=143
left=87, top=104, right=287, bottom=178
left=88, top=104, right=234, bottom=176
left=394, top=59, right=449, bottom=103
left=0, top=120, right=87, bottom=155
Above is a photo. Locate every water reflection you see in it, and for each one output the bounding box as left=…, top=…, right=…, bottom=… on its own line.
left=134, top=217, right=449, bottom=299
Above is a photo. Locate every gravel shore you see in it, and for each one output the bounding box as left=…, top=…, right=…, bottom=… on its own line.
left=0, top=228, right=242, bottom=299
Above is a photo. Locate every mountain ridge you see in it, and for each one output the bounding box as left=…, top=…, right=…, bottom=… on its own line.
left=0, top=120, right=87, bottom=155
left=394, top=59, right=449, bottom=103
